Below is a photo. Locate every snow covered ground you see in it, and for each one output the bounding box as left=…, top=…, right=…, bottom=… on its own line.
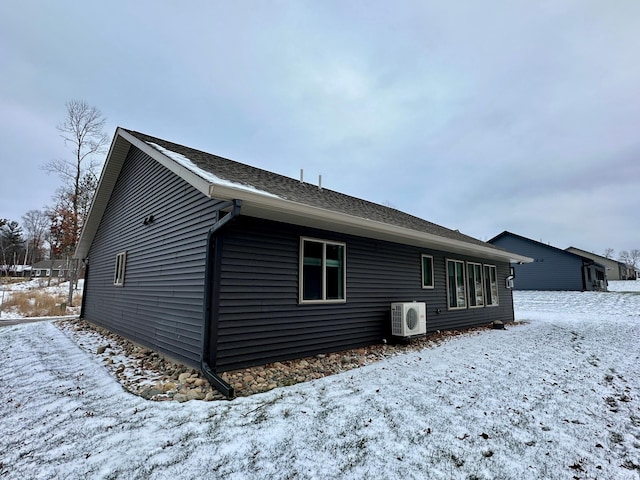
left=1, top=281, right=639, bottom=479
left=608, top=279, right=640, bottom=293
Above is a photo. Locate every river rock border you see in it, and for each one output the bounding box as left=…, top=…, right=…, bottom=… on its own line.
left=58, top=318, right=514, bottom=402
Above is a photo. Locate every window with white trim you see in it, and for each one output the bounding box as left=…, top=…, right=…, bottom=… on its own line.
left=300, top=238, right=346, bottom=303
left=446, top=259, right=467, bottom=309
left=421, top=254, right=434, bottom=289
left=484, top=264, right=499, bottom=306
left=467, top=262, right=485, bottom=307
left=114, top=252, right=127, bottom=286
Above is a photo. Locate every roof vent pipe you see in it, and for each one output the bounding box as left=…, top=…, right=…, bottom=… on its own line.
left=300, top=169, right=304, bottom=183
left=319, top=174, right=322, bottom=190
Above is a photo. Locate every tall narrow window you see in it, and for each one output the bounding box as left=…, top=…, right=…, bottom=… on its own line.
left=114, top=252, right=127, bottom=286
left=484, top=264, right=499, bottom=306
left=467, top=262, right=485, bottom=307
left=446, top=259, right=467, bottom=309
left=300, top=238, right=346, bottom=303
left=421, top=254, right=434, bottom=289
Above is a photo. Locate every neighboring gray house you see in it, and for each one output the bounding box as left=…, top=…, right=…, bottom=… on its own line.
left=75, top=128, right=531, bottom=397
left=565, top=247, right=627, bottom=281
left=488, top=232, right=607, bottom=291
left=31, top=260, right=70, bottom=278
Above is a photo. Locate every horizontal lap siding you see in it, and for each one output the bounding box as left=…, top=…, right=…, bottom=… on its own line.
left=215, top=217, right=514, bottom=371
left=83, top=147, right=216, bottom=366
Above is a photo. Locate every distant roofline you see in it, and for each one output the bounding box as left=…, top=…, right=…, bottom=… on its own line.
left=489, top=231, right=606, bottom=265
left=565, top=246, right=624, bottom=265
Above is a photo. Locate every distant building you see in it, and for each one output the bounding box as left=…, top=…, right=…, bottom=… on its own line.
left=565, top=247, right=626, bottom=281
left=488, top=232, right=607, bottom=291
left=619, top=263, right=638, bottom=281
left=31, top=260, right=70, bottom=278
left=0, top=265, right=32, bottom=277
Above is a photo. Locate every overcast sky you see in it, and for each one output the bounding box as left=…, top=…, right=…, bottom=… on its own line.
left=1, top=1, right=638, bottom=256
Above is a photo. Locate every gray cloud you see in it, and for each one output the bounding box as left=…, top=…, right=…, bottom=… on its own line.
left=1, top=0, right=638, bottom=255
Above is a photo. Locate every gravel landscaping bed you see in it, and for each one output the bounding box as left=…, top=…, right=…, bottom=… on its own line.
left=58, top=318, right=504, bottom=402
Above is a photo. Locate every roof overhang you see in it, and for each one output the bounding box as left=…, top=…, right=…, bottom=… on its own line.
left=76, top=128, right=532, bottom=265
left=208, top=184, right=532, bottom=263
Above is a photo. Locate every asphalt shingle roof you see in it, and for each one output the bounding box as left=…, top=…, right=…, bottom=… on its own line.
left=126, top=129, right=499, bottom=251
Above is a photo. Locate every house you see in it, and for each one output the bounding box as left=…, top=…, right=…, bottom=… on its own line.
left=619, top=263, right=638, bottom=281
left=0, top=265, right=31, bottom=277
left=565, top=247, right=626, bottom=281
left=488, top=232, right=607, bottom=291
left=31, top=260, right=70, bottom=278
left=75, top=128, right=531, bottom=397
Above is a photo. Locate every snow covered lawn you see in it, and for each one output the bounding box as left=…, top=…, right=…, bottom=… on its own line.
left=1, top=282, right=639, bottom=479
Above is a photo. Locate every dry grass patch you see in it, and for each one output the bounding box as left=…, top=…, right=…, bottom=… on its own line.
left=1, top=290, right=76, bottom=317
left=0, top=277, right=31, bottom=286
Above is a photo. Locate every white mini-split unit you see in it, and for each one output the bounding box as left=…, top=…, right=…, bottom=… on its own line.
left=391, top=302, right=427, bottom=337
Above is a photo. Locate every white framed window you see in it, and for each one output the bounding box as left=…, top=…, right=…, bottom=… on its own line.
left=421, top=254, right=434, bottom=289
left=114, top=251, right=127, bottom=286
left=300, top=238, right=346, bottom=303
left=467, top=262, right=485, bottom=308
left=446, top=259, right=467, bottom=309
left=484, top=264, right=499, bottom=306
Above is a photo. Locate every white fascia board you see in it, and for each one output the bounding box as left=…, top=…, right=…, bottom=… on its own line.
left=118, top=130, right=212, bottom=197
left=75, top=129, right=211, bottom=260
left=74, top=129, right=132, bottom=259
left=208, top=184, right=533, bottom=264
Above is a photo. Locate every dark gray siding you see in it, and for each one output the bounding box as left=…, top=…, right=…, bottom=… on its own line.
left=490, top=235, right=583, bottom=290
left=83, top=146, right=515, bottom=372
left=83, top=147, right=216, bottom=366
left=215, top=217, right=514, bottom=371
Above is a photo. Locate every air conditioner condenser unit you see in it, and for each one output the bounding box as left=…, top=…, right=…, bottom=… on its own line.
left=391, top=302, right=427, bottom=337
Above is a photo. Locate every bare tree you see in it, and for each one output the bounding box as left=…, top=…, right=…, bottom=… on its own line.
left=22, top=210, right=50, bottom=265
left=603, top=248, right=615, bottom=259
left=43, top=100, right=109, bottom=305
left=619, top=249, right=639, bottom=269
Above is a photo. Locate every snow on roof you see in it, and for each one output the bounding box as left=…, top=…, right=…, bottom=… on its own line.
left=1, top=265, right=32, bottom=272
left=147, top=142, right=280, bottom=199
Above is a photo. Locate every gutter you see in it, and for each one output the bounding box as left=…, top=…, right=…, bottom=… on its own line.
left=201, top=199, right=242, bottom=399
left=208, top=184, right=534, bottom=265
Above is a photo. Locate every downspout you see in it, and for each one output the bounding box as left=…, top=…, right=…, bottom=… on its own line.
left=201, top=199, right=242, bottom=399
left=79, top=259, right=89, bottom=319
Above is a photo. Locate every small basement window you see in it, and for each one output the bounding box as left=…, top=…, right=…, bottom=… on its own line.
left=421, top=254, right=434, bottom=289
left=300, top=238, right=346, bottom=303
left=114, top=251, right=127, bottom=286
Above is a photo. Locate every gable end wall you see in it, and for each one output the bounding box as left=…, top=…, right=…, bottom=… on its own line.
left=491, top=236, right=583, bottom=290
left=82, top=146, right=218, bottom=366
